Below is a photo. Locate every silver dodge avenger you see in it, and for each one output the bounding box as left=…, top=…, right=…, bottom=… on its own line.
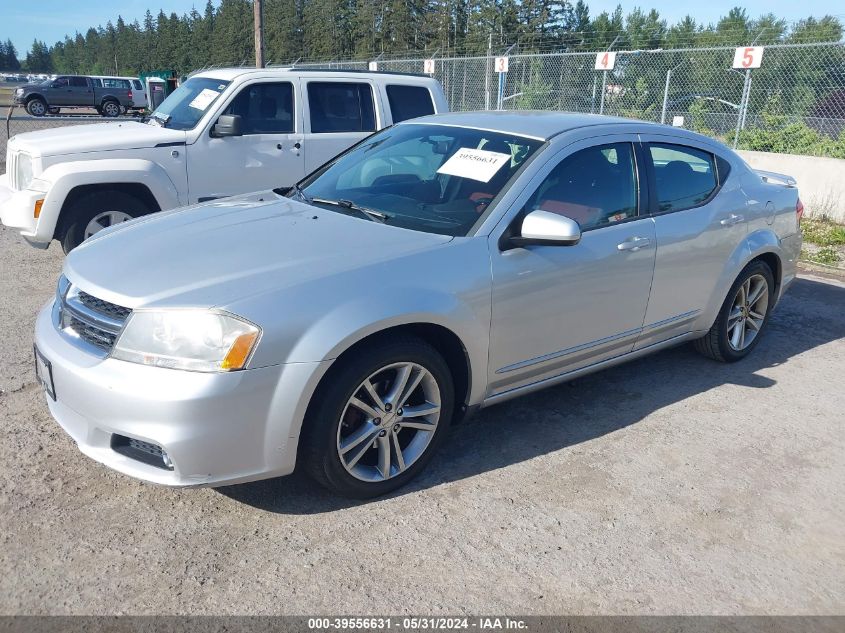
left=34, top=112, right=802, bottom=497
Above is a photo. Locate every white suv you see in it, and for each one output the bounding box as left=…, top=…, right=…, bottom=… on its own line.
left=0, top=68, right=447, bottom=252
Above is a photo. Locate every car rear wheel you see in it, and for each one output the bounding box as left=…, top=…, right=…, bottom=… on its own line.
left=60, top=190, right=153, bottom=253
left=101, top=100, right=120, bottom=117
left=26, top=97, right=47, bottom=117
left=301, top=337, right=454, bottom=498
left=693, top=260, right=775, bottom=362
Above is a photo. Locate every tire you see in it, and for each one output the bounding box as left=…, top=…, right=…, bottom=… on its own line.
left=101, top=100, right=120, bottom=117
left=60, top=190, right=153, bottom=254
left=693, top=260, right=775, bottom=362
left=26, top=97, right=47, bottom=117
left=301, top=337, right=455, bottom=498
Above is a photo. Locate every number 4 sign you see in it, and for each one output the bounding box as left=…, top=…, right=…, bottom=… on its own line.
left=595, top=51, right=616, bottom=71
left=733, top=46, right=764, bottom=69
left=423, top=59, right=435, bottom=74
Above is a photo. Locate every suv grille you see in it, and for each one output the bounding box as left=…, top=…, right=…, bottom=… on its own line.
left=58, top=279, right=131, bottom=354
left=7, top=150, right=18, bottom=190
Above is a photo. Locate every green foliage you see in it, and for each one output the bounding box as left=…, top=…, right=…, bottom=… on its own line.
left=802, top=246, right=841, bottom=266
left=802, top=217, right=845, bottom=247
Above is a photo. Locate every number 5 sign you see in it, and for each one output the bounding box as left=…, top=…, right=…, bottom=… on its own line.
left=495, top=56, right=509, bottom=73
left=733, top=46, right=764, bottom=69
left=595, top=51, right=616, bottom=71
left=423, top=59, right=436, bottom=74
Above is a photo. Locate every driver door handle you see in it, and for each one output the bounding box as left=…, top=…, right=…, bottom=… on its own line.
left=720, top=213, right=744, bottom=226
left=617, top=236, right=651, bottom=252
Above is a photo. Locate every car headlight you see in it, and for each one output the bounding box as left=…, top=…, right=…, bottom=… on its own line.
left=112, top=310, right=261, bottom=372
left=17, top=153, right=34, bottom=190
left=15, top=88, right=23, bottom=95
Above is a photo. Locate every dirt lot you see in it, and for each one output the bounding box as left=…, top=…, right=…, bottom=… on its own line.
left=0, top=224, right=843, bottom=615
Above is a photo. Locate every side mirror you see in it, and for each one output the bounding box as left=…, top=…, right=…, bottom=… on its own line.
left=511, top=210, right=581, bottom=247
left=212, top=114, right=243, bottom=138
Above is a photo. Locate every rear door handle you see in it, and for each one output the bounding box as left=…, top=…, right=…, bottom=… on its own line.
left=617, top=236, right=652, bottom=252
left=720, top=213, right=745, bottom=226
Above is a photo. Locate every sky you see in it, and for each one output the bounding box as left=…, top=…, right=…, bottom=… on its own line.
left=1, top=0, right=841, bottom=57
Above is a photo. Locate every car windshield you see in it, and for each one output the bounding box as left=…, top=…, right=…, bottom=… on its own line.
left=298, top=124, right=543, bottom=237
left=149, top=77, right=230, bottom=130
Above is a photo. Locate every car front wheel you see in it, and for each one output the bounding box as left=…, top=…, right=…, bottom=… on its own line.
left=302, top=337, right=454, bottom=498
left=26, top=97, right=47, bottom=116
left=60, top=190, right=153, bottom=253
left=693, top=260, right=775, bottom=362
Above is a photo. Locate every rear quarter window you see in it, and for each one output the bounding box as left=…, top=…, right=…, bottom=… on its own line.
left=386, top=84, right=435, bottom=123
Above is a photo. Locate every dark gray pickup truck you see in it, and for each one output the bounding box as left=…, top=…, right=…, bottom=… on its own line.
left=13, top=75, right=133, bottom=117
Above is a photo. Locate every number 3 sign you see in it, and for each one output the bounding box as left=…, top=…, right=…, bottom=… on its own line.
left=594, top=51, right=617, bottom=71
left=733, top=46, right=764, bottom=69
left=495, top=57, right=509, bottom=73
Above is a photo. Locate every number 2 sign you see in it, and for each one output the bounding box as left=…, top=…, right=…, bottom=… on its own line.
left=594, top=51, right=617, bottom=71
left=733, top=46, right=764, bottom=69
left=423, top=59, right=435, bottom=74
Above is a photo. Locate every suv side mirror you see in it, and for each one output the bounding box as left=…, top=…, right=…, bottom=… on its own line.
left=212, top=114, right=243, bottom=138
left=510, top=210, right=581, bottom=247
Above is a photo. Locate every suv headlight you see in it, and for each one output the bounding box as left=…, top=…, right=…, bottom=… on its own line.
left=17, top=153, right=34, bottom=190
left=15, top=88, right=24, bottom=95
left=112, top=310, right=261, bottom=372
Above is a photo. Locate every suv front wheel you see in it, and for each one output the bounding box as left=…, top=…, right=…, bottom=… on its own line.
left=60, top=190, right=153, bottom=253
left=302, top=337, right=455, bottom=498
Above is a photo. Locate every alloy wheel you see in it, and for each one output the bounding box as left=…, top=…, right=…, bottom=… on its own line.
left=84, top=211, right=133, bottom=239
left=336, top=362, right=441, bottom=482
left=727, top=273, right=769, bottom=351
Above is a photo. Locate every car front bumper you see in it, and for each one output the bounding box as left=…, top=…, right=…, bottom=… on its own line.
left=0, top=173, right=50, bottom=248
left=34, top=299, right=326, bottom=487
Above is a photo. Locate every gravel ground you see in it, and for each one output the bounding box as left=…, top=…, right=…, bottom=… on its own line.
left=0, top=224, right=843, bottom=615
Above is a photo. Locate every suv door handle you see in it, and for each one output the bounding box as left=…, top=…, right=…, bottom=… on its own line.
left=720, top=213, right=745, bottom=226
left=617, top=236, right=652, bottom=252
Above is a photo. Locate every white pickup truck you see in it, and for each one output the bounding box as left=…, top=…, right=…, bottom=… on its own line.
left=0, top=68, right=447, bottom=252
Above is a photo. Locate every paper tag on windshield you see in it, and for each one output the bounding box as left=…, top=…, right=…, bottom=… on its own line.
left=188, top=88, right=220, bottom=111
left=437, top=148, right=511, bottom=183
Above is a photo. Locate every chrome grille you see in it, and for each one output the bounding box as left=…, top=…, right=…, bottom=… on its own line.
left=77, top=291, right=131, bottom=321
left=57, top=278, right=130, bottom=354
left=7, top=150, right=17, bottom=190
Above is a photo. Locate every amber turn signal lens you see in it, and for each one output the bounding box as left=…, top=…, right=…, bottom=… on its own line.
left=220, top=331, right=259, bottom=370
left=34, top=199, right=44, bottom=218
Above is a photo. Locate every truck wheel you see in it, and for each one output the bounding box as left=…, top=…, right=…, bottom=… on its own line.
left=101, top=100, right=121, bottom=117
left=60, top=190, right=153, bottom=254
left=26, top=98, right=47, bottom=117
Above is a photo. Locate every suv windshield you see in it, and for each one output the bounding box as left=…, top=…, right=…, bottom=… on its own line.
left=149, top=77, right=230, bottom=130
left=298, top=124, right=542, bottom=237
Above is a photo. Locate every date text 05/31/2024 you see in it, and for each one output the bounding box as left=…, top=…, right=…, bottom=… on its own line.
left=307, top=617, right=528, bottom=630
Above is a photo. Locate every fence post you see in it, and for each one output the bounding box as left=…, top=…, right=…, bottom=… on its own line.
left=733, top=69, right=751, bottom=149
left=599, top=70, right=608, bottom=115
left=661, top=67, right=672, bottom=125
left=485, top=33, right=492, bottom=111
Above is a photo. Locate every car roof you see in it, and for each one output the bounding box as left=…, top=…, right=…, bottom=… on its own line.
left=191, top=67, right=431, bottom=81
left=402, top=111, right=648, bottom=141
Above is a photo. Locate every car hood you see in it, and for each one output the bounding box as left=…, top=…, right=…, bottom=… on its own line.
left=63, top=192, right=453, bottom=309
left=10, top=122, right=186, bottom=158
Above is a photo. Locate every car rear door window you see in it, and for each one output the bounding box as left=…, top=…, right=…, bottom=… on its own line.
left=224, top=82, right=295, bottom=134
left=648, top=143, right=718, bottom=212
left=133, top=80, right=143, bottom=90
left=526, top=142, right=638, bottom=230
left=70, top=77, right=88, bottom=88
left=307, top=82, right=376, bottom=133
left=386, top=84, right=435, bottom=123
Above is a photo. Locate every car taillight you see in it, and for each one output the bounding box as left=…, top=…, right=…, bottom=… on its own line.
left=796, top=198, right=804, bottom=224
left=128, top=89, right=133, bottom=100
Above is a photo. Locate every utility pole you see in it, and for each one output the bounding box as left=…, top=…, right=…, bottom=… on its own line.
left=254, top=0, right=265, bottom=68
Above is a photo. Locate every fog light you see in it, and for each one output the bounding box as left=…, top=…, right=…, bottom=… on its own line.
left=161, top=451, right=173, bottom=469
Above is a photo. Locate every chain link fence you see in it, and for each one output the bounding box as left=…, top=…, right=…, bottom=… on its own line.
left=3, top=41, right=843, bottom=168
left=297, top=41, right=845, bottom=157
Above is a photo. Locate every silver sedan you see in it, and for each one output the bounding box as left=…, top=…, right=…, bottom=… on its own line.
left=34, top=112, right=802, bottom=497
